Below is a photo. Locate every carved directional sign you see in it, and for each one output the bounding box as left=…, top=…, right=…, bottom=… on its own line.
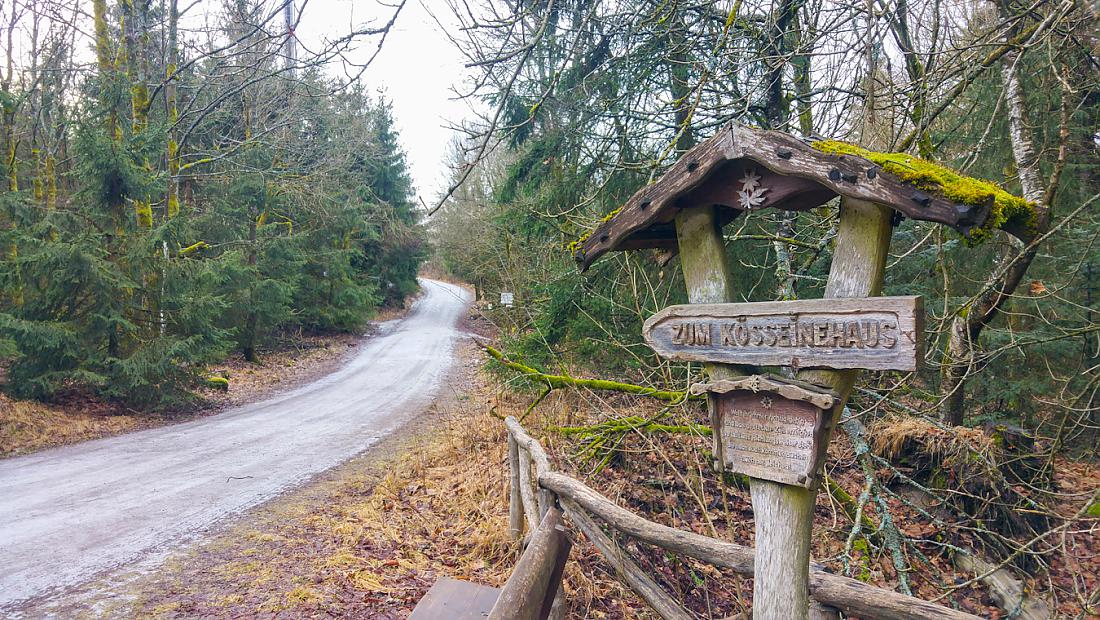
left=690, top=376, right=839, bottom=488
left=643, top=296, right=923, bottom=371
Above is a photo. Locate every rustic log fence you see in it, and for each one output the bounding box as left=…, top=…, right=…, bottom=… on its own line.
left=503, top=415, right=984, bottom=620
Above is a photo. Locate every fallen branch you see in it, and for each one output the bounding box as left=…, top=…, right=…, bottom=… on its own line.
left=552, top=414, right=712, bottom=473
left=843, top=416, right=914, bottom=595
left=554, top=417, right=711, bottom=438
left=479, top=342, right=695, bottom=403
left=953, top=551, right=1050, bottom=620
left=538, top=470, right=984, bottom=620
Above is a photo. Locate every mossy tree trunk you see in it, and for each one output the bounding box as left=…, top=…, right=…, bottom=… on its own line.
left=2, top=9, right=22, bottom=308
left=166, top=0, right=180, bottom=219
left=122, top=0, right=153, bottom=229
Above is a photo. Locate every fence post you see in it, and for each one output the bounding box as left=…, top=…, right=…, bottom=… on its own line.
left=517, top=446, right=540, bottom=531
left=508, top=433, right=523, bottom=540
left=488, top=507, right=571, bottom=620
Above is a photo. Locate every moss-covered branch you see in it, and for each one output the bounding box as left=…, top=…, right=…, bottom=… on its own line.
left=554, top=416, right=712, bottom=438
left=552, top=414, right=711, bottom=473
left=480, top=342, right=696, bottom=403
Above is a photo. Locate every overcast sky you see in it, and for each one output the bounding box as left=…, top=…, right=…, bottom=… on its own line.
left=294, top=0, right=475, bottom=201
left=3, top=0, right=474, bottom=201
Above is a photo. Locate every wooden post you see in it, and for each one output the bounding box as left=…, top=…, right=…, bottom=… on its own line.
left=797, top=198, right=893, bottom=401
left=488, top=507, right=572, bottom=620
left=675, top=198, right=892, bottom=620
left=675, top=206, right=744, bottom=469
left=756, top=197, right=891, bottom=620
left=508, top=434, right=524, bottom=540
left=517, top=448, right=540, bottom=531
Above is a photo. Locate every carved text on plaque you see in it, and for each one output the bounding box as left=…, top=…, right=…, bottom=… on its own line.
left=714, top=390, right=827, bottom=488
left=644, top=296, right=923, bottom=371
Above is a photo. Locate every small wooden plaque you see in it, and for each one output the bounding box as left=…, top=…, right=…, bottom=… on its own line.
left=643, top=296, right=923, bottom=371
left=700, top=378, right=838, bottom=488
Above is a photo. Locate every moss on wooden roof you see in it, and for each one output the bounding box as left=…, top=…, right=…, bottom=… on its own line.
left=812, top=140, right=1035, bottom=241
left=567, top=205, right=622, bottom=254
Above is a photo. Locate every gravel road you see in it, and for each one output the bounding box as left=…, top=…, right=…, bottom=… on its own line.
left=0, top=279, right=472, bottom=611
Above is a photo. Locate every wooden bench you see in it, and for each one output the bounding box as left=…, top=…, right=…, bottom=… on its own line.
left=410, top=507, right=571, bottom=620
left=409, top=577, right=501, bottom=620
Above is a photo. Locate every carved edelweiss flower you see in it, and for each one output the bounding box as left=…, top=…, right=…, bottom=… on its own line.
left=761, top=396, right=774, bottom=409
left=737, top=168, right=769, bottom=209
left=747, top=375, right=761, bottom=392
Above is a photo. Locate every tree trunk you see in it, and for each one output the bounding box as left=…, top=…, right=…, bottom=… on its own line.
left=244, top=207, right=259, bottom=363
left=123, top=0, right=153, bottom=229
left=938, top=18, right=1050, bottom=425
left=166, top=0, right=180, bottom=219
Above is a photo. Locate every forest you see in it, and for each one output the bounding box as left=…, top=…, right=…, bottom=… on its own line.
left=0, top=0, right=425, bottom=408
left=433, top=0, right=1097, bottom=448
left=0, top=0, right=1097, bottom=617
left=429, top=0, right=1099, bottom=616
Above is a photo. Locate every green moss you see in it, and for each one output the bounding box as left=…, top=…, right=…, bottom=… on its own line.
left=205, top=376, right=229, bottom=391
left=812, top=140, right=1035, bottom=242
left=134, top=200, right=153, bottom=229
left=553, top=416, right=711, bottom=437
left=1087, top=501, right=1100, bottom=518
left=721, top=470, right=751, bottom=489
left=179, top=241, right=208, bottom=257
left=567, top=206, right=622, bottom=254
left=930, top=471, right=948, bottom=490
left=852, top=538, right=873, bottom=582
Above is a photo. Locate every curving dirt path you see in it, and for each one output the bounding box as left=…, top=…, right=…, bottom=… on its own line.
left=0, top=279, right=472, bottom=612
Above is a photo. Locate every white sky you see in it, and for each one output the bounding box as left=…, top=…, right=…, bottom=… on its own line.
left=294, top=0, right=475, bottom=201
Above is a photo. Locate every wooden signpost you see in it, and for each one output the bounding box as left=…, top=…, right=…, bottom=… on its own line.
left=573, top=124, right=948, bottom=619
left=644, top=296, right=923, bottom=371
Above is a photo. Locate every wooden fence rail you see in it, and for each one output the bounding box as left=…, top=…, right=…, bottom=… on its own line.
left=503, top=416, right=983, bottom=620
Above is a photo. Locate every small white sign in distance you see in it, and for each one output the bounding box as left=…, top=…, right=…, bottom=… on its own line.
left=643, top=296, right=923, bottom=371
left=500, top=292, right=514, bottom=307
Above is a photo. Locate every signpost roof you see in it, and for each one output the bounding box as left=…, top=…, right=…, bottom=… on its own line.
left=573, top=124, right=1031, bottom=271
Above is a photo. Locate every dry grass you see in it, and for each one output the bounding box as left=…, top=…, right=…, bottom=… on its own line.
left=870, top=414, right=997, bottom=466
left=0, top=394, right=151, bottom=457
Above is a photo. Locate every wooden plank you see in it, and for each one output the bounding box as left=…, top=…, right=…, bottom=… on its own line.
left=409, top=577, right=501, bottom=620
left=694, top=376, right=839, bottom=488
left=643, top=296, right=923, bottom=371
left=690, top=374, right=839, bottom=410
